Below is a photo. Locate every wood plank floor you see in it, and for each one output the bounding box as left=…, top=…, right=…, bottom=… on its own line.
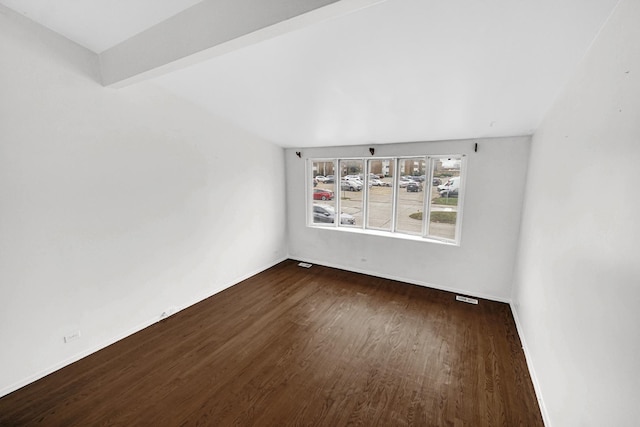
left=0, top=260, right=543, bottom=426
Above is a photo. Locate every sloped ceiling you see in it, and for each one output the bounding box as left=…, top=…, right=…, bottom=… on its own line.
left=0, top=0, right=621, bottom=147
left=0, top=0, right=204, bottom=53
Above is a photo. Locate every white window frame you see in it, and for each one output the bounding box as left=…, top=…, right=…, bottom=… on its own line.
left=307, top=155, right=466, bottom=245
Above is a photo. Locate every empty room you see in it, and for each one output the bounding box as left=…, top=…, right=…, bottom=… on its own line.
left=0, top=0, right=638, bottom=426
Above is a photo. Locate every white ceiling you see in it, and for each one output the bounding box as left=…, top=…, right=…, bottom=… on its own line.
left=0, top=0, right=203, bottom=53
left=0, top=0, right=620, bottom=147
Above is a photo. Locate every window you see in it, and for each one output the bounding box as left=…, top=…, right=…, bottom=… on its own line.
left=339, top=159, right=364, bottom=227
left=427, top=157, right=463, bottom=241
left=396, top=157, right=426, bottom=235
left=366, top=159, right=393, bottom=231
left=311, top=160, right=337, bottom=225
left=308, top=155, right=466, bottom=244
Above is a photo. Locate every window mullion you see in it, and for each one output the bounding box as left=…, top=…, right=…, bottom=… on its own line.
left=362, top=158, right=368, bottom=230
left=334, top=159, right=340, bottom=228
left=391, top=158, right=399, bottom=233
left=422, top=156, right=430, bottom=238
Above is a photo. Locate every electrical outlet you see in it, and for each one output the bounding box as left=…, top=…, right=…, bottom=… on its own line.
left=298, top=262, right=312, bottom=268
left=64, top=331, right=81, bottom=343
left=456, top=295, right=479, bottom=305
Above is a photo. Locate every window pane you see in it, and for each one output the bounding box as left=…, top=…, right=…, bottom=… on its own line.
left=428, top=157, right=462, bottom=240
left=339, top=159, right=364, bottom=227
left=366, top=159, right=394, bottom=231
left=395, top=157, right=426, bottom=235
left=311, top=161, right=337, bottom=226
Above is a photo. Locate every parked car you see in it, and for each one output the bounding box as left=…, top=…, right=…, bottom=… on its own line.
left=432, top=177, right=442, bottom=185
left=370, top=178, right=390, bottom=187
left=343, top=175, right=363, bottom=182
left=324, top=175, right=335, bottom=183
left=313, top=188, right=334, bottom=200
left=315, top=175, right=326, bottom=182
left=341, top=180, right=362, bottom=191
left=313, top=204, right=356, bottom=225
left=439, top=188, right=459, bottom=198
left=399, top=177, right=413, bottom=188
left=407, top=182, right=423, bottom=192
left=437, top=176, right=460, bottom=192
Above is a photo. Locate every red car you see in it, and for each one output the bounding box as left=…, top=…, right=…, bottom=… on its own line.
left=313, top=188, right=334, bottom=201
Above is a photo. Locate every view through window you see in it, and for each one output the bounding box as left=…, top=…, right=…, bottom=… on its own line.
left=309, top=156, right=464, bottom=243
left=427, top=157, right=462, bottom=241
left=339, top=159, right=364, bottom=227
left=396, top=157, right=426, bottom=235
left=366, top=159, right=393, bottom=231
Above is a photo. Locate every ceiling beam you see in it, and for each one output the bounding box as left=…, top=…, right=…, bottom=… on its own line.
left=100, top=0, right=385, bottom=88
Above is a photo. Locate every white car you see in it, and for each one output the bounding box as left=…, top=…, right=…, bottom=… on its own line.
left=398, top=177, right=413, bottom=188
left=437, top=176, right=460, bottom=192
left=370, top=178, right=390, bottom=187
left=315, top=175, right=327, bottom=182
left=313, top=204, right=356, bottom=225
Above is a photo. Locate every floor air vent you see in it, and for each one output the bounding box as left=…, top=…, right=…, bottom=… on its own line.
left=456, top=295, right=479, bottom=305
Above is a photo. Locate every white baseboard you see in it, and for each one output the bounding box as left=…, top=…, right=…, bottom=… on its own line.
left=290, top=256, right=511, bottom=304
left=510, top=304, right=551, bottom=427
left=0, top=256, right=288, bottom=399
left=0, top=316, right=160, bottom=399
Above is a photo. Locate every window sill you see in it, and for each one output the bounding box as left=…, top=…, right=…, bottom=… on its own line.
left=307, top=223, right=460, bottom=246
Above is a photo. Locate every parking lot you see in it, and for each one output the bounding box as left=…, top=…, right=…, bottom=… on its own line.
left=314, top=178, right=456, bottom=240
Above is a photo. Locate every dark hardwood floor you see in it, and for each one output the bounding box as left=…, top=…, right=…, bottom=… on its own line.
left=0, top=260, right=543, bottom=426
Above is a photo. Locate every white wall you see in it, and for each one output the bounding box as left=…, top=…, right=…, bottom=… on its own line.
left=286, top=136, right=530, bottom=301
left=0, top=9, right=287, bottom=396
left=512, top=0, right=640, bottom=425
